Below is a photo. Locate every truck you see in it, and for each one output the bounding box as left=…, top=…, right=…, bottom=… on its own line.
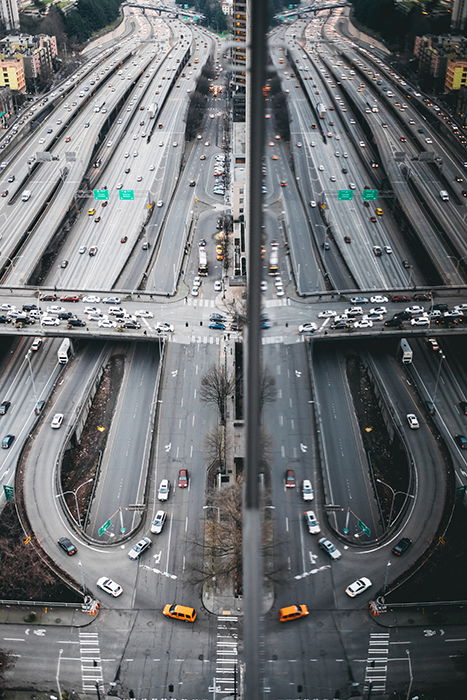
left=198, top=247, right=208, bottom=276
left=399, top=338, right=413, bottom=364
left=439, top=190, right=449, bottom=201
left=268, top=242, right=279, bottom=275
left=148, top=103, right=156, bottom=119
left=58, top=338, right=71, bottom=365
left=317, top=103, right=326, bottom=119
left=21, top=190, right=31, bottom=201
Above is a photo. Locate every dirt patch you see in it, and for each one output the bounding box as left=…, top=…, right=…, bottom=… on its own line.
left=0, top=504, right=80, bottom=602
left=61, top=353, right=125, bottom=524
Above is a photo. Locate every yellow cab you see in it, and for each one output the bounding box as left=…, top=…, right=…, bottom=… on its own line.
left=87, top=208, right=96, bottom=216
left=279, top=604, right=309, bottom=622
left=163, top=603, right=197, bottom=623
left=375, top=208, right=383, bottom=216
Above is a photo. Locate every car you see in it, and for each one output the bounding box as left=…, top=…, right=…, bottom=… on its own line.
left=330, top=175, right=336, bottom=182
left=155, top=322, right=174, bottom=333
left=344, top=235, right=351, bottom=243
left=0, top=400, right=10, bottom=415
left=370, top=217, right=378, bottom=224
left=318, top=310, right=336, bottom=318
left=318, top=165, right=324, bottom=171
left=459, top=401, right=467, bottom=415
left=7, top=175, right=15, bottom=183
left=135, top=310, right=153, bottom=318
left=359, top=141, right=366, bottom=147
left=344, top=307, right=363, bottom=317
left=50, top=413, right=64, bottom=429
left=384, top=246, right=393, bottom=254
left=370, top=295, right=388, bottom=303
left=68, top=318, right=86, bottom=327
left=354, top=319, right=373, bottom=329
left=60, top=260, right=69, bottom=268
left=151, top=510, right=167, bottom=535
left=301, top=479, right=314, bottom=501
left=1, top=190, right=8, bottom=197
left=60, top=295, right=80, bottom=303
left=178, top=469, right=189, bottom=487
left=214, top=280, right=222, bottom=292
left=162, top=603, right=197, bottom=623
left=83, top=295, right=101, bottom=303
left=96, top=577, right=123, bottom=597
left=156, top=200, right=163, bottom=207
left=65, top=136, right=71, bottom=143
left=41, top=316, right=60, bottom=326
left=318, top=537, right=341, bottom=560
left=47, top=306, right=65, bottom=315
left=411, top=317, right=430, bottom=327
left=199, top=154, right=206, bottom=160
left=304, top=510, right=320, bottom=534
left=427, top=338, right=439, bottom=351
left=88, top=208, right=96, bottom=216
left=454, top=434, right=467, bottom=450
left=298, top=323, right=317, bottom=333
left=191, top=287, right=199, bottom=297
left=128, top=536, right=152, bottom=560
left=209, top=322, right=226, bottom=330
left=98, top=319, right=115, bottom=328
left=392, top=537, right=412, bottom=556
left=158, top=479, right=170, bottom=501
left=402, top=260, right=411, bottom=269
left=279, top=604, right=309, bottom=622
left=391, top=295, right=411, bottom=303
left=413, top=293, right=431, bottom=301
left=310, top=200, right=317, bottom=207
left=406, top=413, right=419, bottom=429
left=102, top=297, right=121, bottom=304
left=405, top=306, right=425, bottom=315
left=120, top=236, right=128, bottom=244
left=285, top=469, right=296, bottom=488
left=350, top=297, right=368, bottom=304
left=1, top=434, right=15, bottom=449
left=58, top=537, right=77, bottom=556
left=345, top=577, right=372, bottom=597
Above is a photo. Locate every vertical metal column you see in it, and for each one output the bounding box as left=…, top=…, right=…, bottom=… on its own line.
left=243, top=0, right=268, bottom=698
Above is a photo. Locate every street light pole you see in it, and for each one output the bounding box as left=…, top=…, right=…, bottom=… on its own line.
left=433, top=352, right=446, bottom=405
left=376, top=478, right=414, bottom=528
left=25, top=351, right=38, bottom=402
left=56, top=478, right=94, bottom=526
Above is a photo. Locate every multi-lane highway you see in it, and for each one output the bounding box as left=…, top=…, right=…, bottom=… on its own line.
left=0, top=1, right=466, bottom=698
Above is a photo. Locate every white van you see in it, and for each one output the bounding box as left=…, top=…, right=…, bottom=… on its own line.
left=21, top=190, right=31, bottom=201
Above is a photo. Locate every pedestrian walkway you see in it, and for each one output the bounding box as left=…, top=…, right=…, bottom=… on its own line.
left=214, top=614, right=239, bottom=696
left=79, top=630, right=103, bottom=692
left=363, top=631, right=390, bottom=695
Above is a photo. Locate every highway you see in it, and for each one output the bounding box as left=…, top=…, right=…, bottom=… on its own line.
left=0, top=1, right=466, bottom=698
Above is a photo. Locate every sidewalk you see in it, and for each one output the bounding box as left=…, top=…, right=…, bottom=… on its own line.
left=373, top=604, right=467, bottom=628
left=0, top=604, right=97, bottom=627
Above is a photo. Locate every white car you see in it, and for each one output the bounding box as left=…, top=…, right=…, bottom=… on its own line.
left=51, top=413, right=64, bottom=429
left=369, top=306, right=387, bottom=315
left=310, top=200, right=317, bottom=207
left=318, top=310, right=336, bottom=318
left=260, top=281, right=268, bottom=292
left=299, top=322, right=317, bottom=333
left=384, top=246, right=393, bottom=254
left=150, top=510, right=167, bottom=534
left=128, top=536, right=152, bottom=560
left=155, top=322, right=174, bottom=333
left=304, top=510, right=320, bottom=534
left=98, top=319, right=116, bottom=328
left=102, top=297, right=121, bottom=304
left=406, top=413, right=420, bottom=429
left=405, top=305, right=425, bottom=315
left=318, top=165, right=324, bottom=171
left=354, top=319, right=373, bottom=328
left=193, top=276, right=201, bottom=288
left=96, top=577, right=123, bottom=597
left=364, top=313, right=384, bottom=322
left=276, top=287, right=285, bottom=297
left=370, top=295, right=388, bottom=303
left=156, top=200, right=163, bottom=207
left=41, top=316, right=60, bottom=326
left=83, top=295, right=101, bottom=303
left=411, top=317, right=429, bottom=326
left=359, top=141, right=366, bottom=147
left=214, top=280, right=222, bottom=292
left=345, top=577, right=372, bottom=597
left=47, top=306, right=65, bottom=315
left=158, top=479, right=170, bottom=501
left=302, top=479, right=314, bottom=501
left=134, top=310, right=154, bottom=318
left=344, top=307, right=363, bottom=316
left=191, top=287, right=199, bottom=297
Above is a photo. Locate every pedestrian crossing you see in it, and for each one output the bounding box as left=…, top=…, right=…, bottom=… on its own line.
left=264, top=297, right=291, bottom=307
left=184, top=296, right=291, bottom=309
left=78, top=630, right=103, bottom=692
left=213, top=613, right=239, bottom=695
left=363, top=631, right=390, bottom=694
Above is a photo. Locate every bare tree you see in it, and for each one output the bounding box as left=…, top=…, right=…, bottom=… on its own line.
left=224, top=296, right=247, bottom=326
left=200, top=365, right=235, bottom=425
left=260, top=367, right=278, bottom=406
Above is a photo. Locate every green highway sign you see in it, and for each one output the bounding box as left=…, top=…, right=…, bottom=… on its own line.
left=361, top=189, right=379, bottom=201
left=3, top=484, right=14, bottom=502
left=94, top=189, right=109, bottom=201
left=98, top=519, right=111, bottom=536
left=358, top=520, right=371, bottom=537
left=119, top=189, right=134, bottom=201
left=338, top=190, right=354, bottom=200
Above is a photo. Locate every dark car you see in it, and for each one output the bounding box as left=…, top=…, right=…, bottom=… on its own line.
left=1, top=434, right=15, bottom=449
left=178, top=468, right=189, bottom=487
left=60, top=260, right=69, bottom=269
left=210, top=313, right=227, bottom=323
left=393, top=311, right=412, bottom=321
left=122, top=321, right=141, bottom=329
left=58, top=312, right=74, bottom=320
left=0, top=315, right=10, bottom=324
left=384, top=318, right=403, bottom=328
left=459, top=401, right=467, bottom=415
left=432, top=303, right=448, bottom=312
left=120, top=236, right=128, bottom=243
left=22, top=304, right=38, bottom=311
left=402, top=260, right=412, bottom=269
left=40, top=294, right=57, bottom=301
left=413, top=293, right=431, bottom=301
left=341, top=168, right=348, bottom=174
left=57, top=537, right=77, bottom=556
left=0, top=400, right=10, bottom=415
left=34, top=400, right=46, bottom=415
left=189, top=180, right=196, bottom=187
left=391, top=295, right=411, bottom=303
left=392, top=537, right=412, bottom=556
left=68, top=318, right=86, bottom=327
left=455, top=434, right=467, bottom=450
left=285, top=469, right=296, bottom=488
left=425, top=401, right=436, bottom=416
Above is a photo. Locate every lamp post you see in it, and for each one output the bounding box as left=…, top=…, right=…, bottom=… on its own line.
left=25, top=350, right=38, bottom=402
left=433, top=351, right=446, bottom=405
left=376, top=478, right=414, bottom=528
left=57, top=478, right=94, bottom=526
left=446, top=254, right=467, bottom=273
left=203, top=505, right=220, bottom=522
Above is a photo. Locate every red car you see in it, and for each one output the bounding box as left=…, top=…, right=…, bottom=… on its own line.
left=121, top=236, right=128, bottom=244
left=391, top=295, right=411, bottom=302
left=413, top=293, right=431, bottom=301
left=60, top=295, right=80, bottom=302
left=40, top=294, right=57, bottom=301
left=285, top=469, right=296, bottom=488
left=65, top=136, right=71, bottom=143
left=178, top=469, right=189, bottom=488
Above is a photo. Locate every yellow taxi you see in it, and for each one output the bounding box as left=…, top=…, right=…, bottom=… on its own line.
left=87, top=208, right=96, bottom=216
left=162, top=604, right=197, bottom=623
left=279, top=604, right=309, bottom=622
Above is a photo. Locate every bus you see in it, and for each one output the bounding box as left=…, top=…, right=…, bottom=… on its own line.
left=268, top=242, right=279, bottom=275
left=317, top=103, right=327, bottom=119
left=399, top=338, right=413, bottom=364
left=58, top=338, right=71, bottom=365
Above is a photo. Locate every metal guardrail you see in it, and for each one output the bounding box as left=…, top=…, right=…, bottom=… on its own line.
left=0, top=599, right=81, bottom=608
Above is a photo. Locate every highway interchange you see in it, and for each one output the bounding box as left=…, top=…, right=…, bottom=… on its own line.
left=0, top=0, right=466, bottom=698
